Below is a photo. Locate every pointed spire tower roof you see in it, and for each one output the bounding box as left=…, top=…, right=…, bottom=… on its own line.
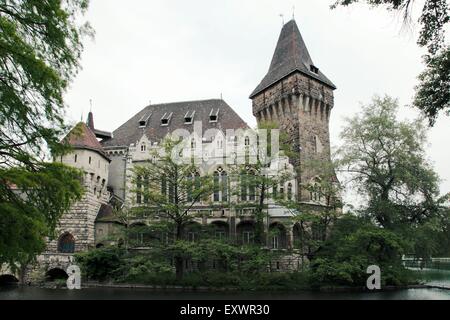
left=250, top=19, right=336, bottom=98
left=64, top=122, right=110, bottom=161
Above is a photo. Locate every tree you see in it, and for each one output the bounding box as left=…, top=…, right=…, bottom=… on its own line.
left=310, top=214, right=409, bottom=288
left=230, top=121, right=294, bottom=246
left=0, top=1, right=91, bottom=267
left=336, top=95, right=441, bottom=230
left=331, top=0, right=450, bottom=125
left=282, top=160, right=342, bottom=261
left=130, top=137, right=214, bottom=281
left=414, top=46, right=450, bottom=126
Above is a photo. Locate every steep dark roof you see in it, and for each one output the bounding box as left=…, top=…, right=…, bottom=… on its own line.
left=102, top=99, right=249, bottom=148
left=64, top=122, right=110, bottom=161
left=250, top=19, right=336, bottom=98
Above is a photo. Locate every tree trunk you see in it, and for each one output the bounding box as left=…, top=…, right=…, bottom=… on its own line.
left=175, top=222, right=184, bottom=281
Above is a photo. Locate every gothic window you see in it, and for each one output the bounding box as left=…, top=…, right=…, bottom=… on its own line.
left=213, top=171, right=220, bottom=202
left=187, top=174, right=193, bottom=202
left=188, top=232, right=196, bottom=243
left=240, top=174, right=247, bottom=201
left=271, top=235, right=279, bottom=249
left=287, top=183, right=293, bottom=200
left=215, top=231, right=226, bottom=240
left=213, top=168, right=227, bottom=202
left=168, top=181, right=175, bottom=203
left=136, top=175, right=142, bottom=204
left=245, top=136, right=250, bottom=146
left=161, top=176, right=167, bottom=197
left=141, top=143, right=146, bottom=152
left=248, top=176, right=255, bottom=201
left=243, top=231, right=254, bottom=245
left=187, top=172, right=199, bottom=203
left=143, top=175, right=149, bottom=204
left=222, top=171, right=228, bottom=202
left=58, top=233, right=75, bottom=253
left=74, top=154, right=77, bottom=163
left=89, top=156, right=92, bottom=165
left=241, top=170, right=256, bottom=202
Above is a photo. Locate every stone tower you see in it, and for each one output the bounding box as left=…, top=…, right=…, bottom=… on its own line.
left=47, top=121, right=111, bottom=253
left=250, top=19, right=336, bottom=202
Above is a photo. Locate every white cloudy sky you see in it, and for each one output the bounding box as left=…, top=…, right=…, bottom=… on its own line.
left=64, top=0, right=449, bottom=204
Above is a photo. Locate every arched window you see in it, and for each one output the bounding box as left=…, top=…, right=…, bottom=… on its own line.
left=141, top=143, right=146, bottom=152
left=213, top=171, right=220, bottom=202
left=287, top=183, right=293, bottom=200
left=241, top=170, right=256, bottom=202
left=222, top=171, right=228, bottom=202
left=58, top=233, right=75, bottom=253
left=273, top=184, right=278, bottom=198
left=245, top=136, right=250, bottom=146
left=213, top=169, right=227, bottom=202
left=240, top=174, right=247, bottom=201
left=187, top=172, right=199, bottom=203
left=143, top=175, right=149, bottom=204
left=248, top=174, right=255, bottom=201
left=136, top=175, right=142, bottom=204
left=161, top=176, right=166, bottom=196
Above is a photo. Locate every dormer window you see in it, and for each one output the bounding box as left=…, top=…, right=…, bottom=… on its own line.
left=310, top=65, right=319, bottom=74
left=138, top=113, right=152, bottom=128
left=160, top=112, right=173, bottom=126
left=209, top=109, right=219, bottom=123
left=184, top=110, right=195, bottom=124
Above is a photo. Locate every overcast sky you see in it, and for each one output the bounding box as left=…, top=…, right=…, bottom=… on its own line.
left=64, top=0, right=450, bottom=204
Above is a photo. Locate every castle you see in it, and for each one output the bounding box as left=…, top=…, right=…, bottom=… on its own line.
left=26, top=19, right=337, bottom=281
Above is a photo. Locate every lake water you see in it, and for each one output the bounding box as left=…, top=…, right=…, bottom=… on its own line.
left=0, top=286, right=449, bottom=300
left=1, top=269, right=449, bottom=300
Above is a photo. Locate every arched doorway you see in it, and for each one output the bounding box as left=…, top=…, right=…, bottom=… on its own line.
left=236, top=221, right=255, bottom=245
left=58, top=232, right=75, bottom=253
left=0, top=274, right=19, bottom=286
left=45, top=268, right=68, bottom=282
left=269, top=223, right=287, bottom=249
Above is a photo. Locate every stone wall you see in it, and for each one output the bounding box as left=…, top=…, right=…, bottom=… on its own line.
left=252, top=71, right=335, bottom=202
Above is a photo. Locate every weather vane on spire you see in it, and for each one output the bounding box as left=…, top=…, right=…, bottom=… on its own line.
left=89, top=99, right=93, bottom=112
left=279, top=14, right=285, bottom=26
left=292, top=5, right=295, bottom=20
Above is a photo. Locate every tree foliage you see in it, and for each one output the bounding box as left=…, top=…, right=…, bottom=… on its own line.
left=331, top=0, right=449, bottom=54
left=0, top=0, right=91, bottom=266
left=414, top=46, right=450, bottom=126
left=230, top=121, right=295, bottom=245
left=336, top=95, right=441, bottom=229
left=130, top=137, right=214, bottom=280
left=331, top=0, right=450, bottom=125
left=310, top=214, right=411, bottom=287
